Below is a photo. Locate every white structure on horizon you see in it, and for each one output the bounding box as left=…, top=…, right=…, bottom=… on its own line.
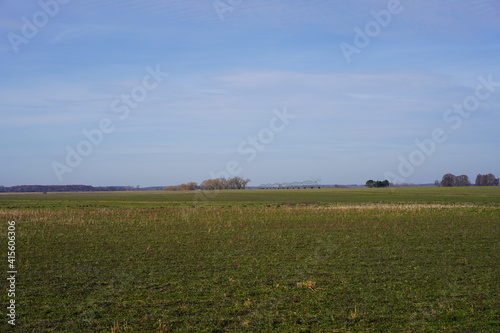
left=259, top=179, right=321, bottom=189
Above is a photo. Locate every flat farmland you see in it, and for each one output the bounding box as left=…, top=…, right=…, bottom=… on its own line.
left=1, top=188, right=499, bottom=332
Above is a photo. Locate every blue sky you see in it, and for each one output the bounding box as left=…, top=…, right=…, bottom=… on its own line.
left=1, top=0, right=499, bottom=187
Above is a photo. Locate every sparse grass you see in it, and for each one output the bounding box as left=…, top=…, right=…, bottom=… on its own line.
left=0, top=188, right=499, bottom=332
left=1, top=186, right=499, bottom=210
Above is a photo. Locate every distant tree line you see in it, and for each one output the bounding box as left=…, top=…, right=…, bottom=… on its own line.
left=435, top=173, right=499, bottom=187
left=365, top=179, right=390, bottom=188
left=164, top=177, right=250, bottom=191
left=0, top=185, right=125, bottom=193
left=163, top=182, right=198, bottom=191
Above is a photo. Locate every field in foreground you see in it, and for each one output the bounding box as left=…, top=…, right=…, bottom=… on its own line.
left=1, top=188, right=499, bottom=332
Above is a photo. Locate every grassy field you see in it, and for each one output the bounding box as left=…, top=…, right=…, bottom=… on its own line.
left=1, top=187, right=499, bottom=332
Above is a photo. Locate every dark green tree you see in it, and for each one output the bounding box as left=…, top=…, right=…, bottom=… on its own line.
left=366, top=180, right=389, bottom=188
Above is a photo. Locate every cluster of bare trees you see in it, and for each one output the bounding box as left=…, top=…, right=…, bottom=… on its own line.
left=435, top=173, right=499, bottom=187
left=437, top=174, right=471, bottom=187
left=475, top=173, right=500, bottom=186
left=200, top=177, right=250, bottom=190
left=163, top=177, right=250, bottom=191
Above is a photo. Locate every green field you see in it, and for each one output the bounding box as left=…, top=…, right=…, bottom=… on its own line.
left=1, top=188, right=499, bottom=332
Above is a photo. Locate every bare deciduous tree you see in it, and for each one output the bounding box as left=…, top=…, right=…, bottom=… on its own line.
left=440, top=173, right=456, bottom=187
left=455, top=175, right=471, bottom=187
left=227, top=177, right=250, bottom=189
